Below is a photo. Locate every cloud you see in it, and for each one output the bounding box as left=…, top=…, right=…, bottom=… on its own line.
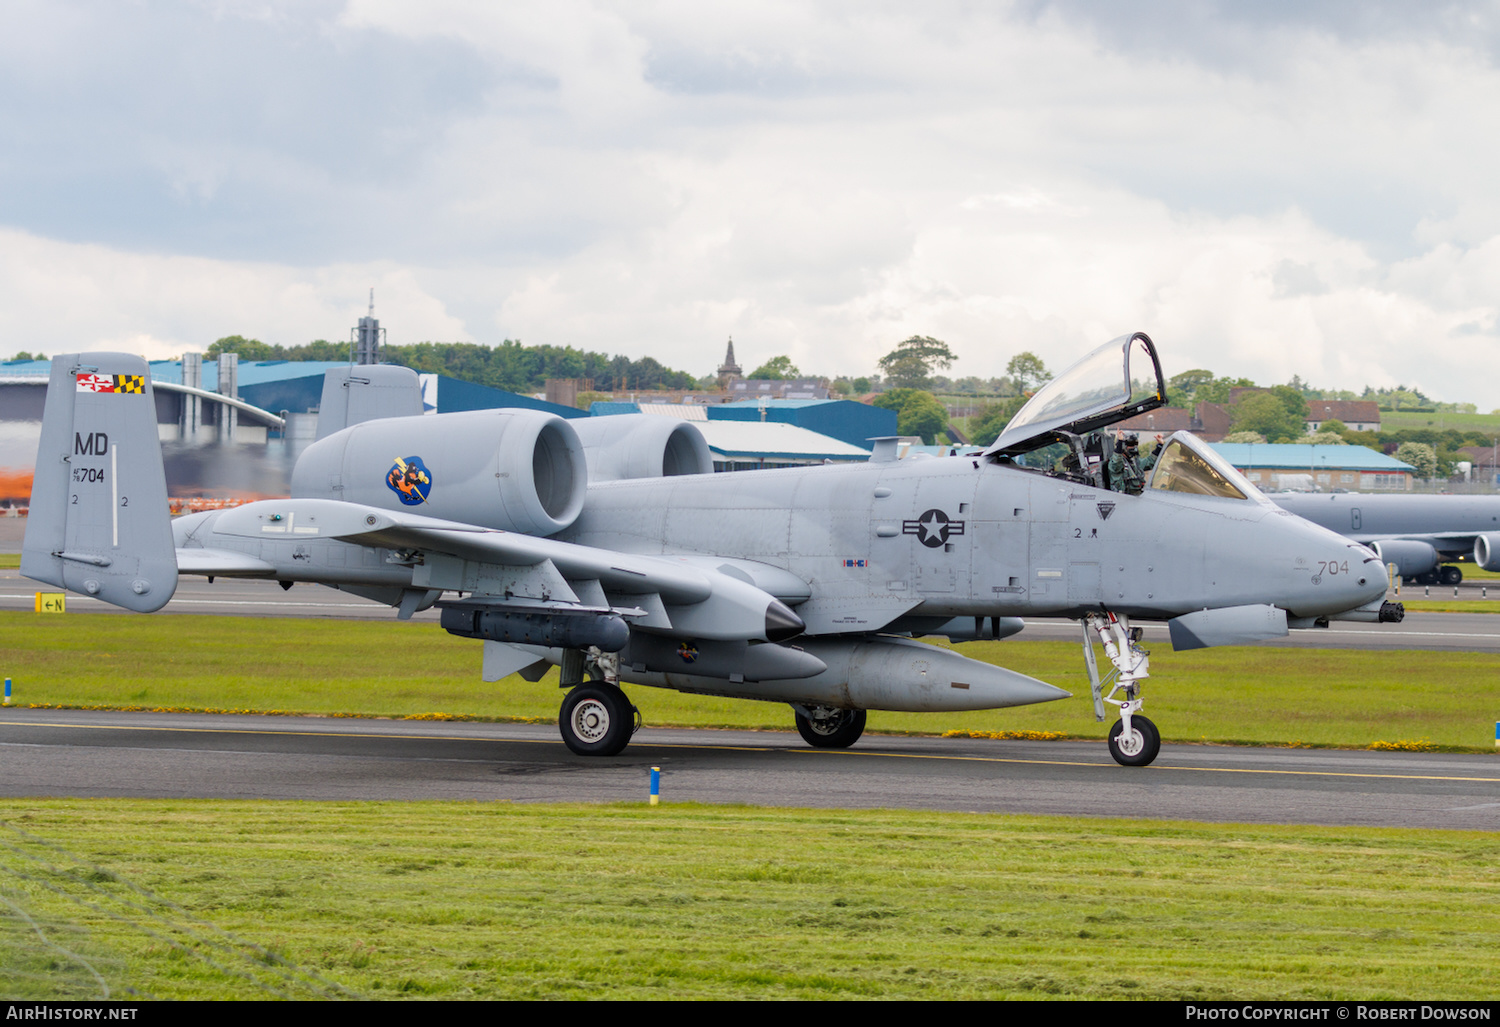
left=2, top=2, right=1500, bottom=405
left=0, top=227, right=471, bottom=358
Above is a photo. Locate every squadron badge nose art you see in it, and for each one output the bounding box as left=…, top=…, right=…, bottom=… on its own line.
left=386, top=455, right=432, bottom=505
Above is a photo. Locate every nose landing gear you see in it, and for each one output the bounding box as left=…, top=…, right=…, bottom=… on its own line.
left=1083, top=611, right=1161, bottom=767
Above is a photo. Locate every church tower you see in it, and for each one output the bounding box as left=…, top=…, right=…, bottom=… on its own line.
left=716, top=336, right=742, bottom=387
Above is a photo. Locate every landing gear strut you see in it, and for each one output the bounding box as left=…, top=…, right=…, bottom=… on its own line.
left=792, top=705, right=867, bottom=749
left=557, top=647, right=639, bottom=756
left=1083, top=612, right=1161, bottom=767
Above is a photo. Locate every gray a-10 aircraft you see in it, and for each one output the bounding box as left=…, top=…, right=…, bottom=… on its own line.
left=23, top=334, right=1398, bottom=767
left=1271, top=492, right=1500, bottom=586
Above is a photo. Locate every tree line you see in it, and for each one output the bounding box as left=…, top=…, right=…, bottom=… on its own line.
left=205, top=336, right=697, bottom=393
left=195, top=332, right=1498, bottom=468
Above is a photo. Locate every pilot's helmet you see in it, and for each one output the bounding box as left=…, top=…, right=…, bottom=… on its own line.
left=1121, top=432, right=1139, bottom=447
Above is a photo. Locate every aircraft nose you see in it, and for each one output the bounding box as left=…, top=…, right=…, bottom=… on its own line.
left=1286, top=522, right=1388, bottom=617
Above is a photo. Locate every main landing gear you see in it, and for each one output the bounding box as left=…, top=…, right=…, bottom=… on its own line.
left=792, top=705, right=867, bottom=749
left=1083, top=611, right=1162, bottom=767
left=557, top=648, right=639, bottom=757
left=1407, top=566, right=1462, bottom=587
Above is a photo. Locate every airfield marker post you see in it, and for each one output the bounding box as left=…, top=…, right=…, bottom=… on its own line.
left=2, top=678, right=9, bottom=706
left=650, top=766, right=660, bottom=805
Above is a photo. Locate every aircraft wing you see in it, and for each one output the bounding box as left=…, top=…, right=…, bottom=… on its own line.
left=181, top=498, right=809, bottom=644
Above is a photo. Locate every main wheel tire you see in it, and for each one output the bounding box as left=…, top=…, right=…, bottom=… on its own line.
left=1107, top=715, right=1161, bottom=767
left=1440, top=565, right=1463, bottom=585
left=794, top=707, right=867, bottom=749
left=559, top=685, right=636, bottom=756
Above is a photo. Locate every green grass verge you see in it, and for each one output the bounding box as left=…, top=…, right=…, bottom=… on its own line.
left=1448, top=565, right=1500, bottom=580
left=2, top=801, right=1496, bottom=1000
left=1379, top=410, right=1500, bottom=432
left=2, top=612, right=1496, bottom=751
left=0, top=554, right=18, bottom=569
left=1396, top=600, right=1500, bottom=614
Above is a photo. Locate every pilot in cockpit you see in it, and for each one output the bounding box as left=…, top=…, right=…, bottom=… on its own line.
left=1107, top=431, right=1164, bottom=495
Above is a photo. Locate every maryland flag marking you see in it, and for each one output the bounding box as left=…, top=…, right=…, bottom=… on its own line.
left=76, top=374, right=145, bottom=394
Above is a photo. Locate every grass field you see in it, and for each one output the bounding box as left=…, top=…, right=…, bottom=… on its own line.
left=1393, top=600, right=1500, bottom=613
left=1, top=612, right=1496, bottom=751
left=3, top=612, right=1498, bottom=1002
left=1380, top=410, right=1500, bottom=433
left=3, top=801, right=1497, bottom=1000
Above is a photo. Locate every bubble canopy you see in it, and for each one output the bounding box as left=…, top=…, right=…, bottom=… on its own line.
left=984, top=332, right=1165, bottom=458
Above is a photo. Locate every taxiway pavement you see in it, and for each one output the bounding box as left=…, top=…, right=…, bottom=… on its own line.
left=1, top=708, right=1495, bottom=831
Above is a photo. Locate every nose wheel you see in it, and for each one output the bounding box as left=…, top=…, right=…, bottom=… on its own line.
left=1107, top=713, right=1160, bottom=767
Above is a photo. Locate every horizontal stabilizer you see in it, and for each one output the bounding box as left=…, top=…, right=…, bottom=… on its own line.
left=1168, top=604, right=1288, bottom=651
left=174, top=549, right=277, bottom=576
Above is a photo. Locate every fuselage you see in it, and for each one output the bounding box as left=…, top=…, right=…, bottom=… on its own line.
left=563, top=455, right=1386, bottom=630
left=173, top=446, right=1387, bottom=632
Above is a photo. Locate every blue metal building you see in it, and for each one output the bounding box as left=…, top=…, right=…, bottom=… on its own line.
left=705, top=399, right=895, bottom=451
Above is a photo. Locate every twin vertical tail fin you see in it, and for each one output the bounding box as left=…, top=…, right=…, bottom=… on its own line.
left=21, top=353, right=178, bottom=612
left=313, top=364, right=424, bottom=441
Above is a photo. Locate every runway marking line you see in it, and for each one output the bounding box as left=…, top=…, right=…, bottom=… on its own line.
left=0, top=719, right=783, bottom=754
left=0, top=594, right=378, bottom=610
left=794, top=747, right=1500, bottom=784
left=2, top=719, right=1497, bottom=784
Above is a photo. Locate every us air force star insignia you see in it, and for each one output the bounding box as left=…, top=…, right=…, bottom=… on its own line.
left=1097, top=501, right=1116, bottom=521
left=903, top=508, right=966, bottom=548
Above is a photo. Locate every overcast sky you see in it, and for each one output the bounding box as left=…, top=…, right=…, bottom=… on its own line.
left=4, top=1, right=1499, bottom=405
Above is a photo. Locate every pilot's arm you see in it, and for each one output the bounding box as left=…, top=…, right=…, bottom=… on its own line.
left=1140, top=433, right=1165, bottom=472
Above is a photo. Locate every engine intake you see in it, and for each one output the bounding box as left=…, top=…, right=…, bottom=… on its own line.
left=1475, top=533, right=1500, bottom=572
left=291, top=409, right=587, bottom=536
left=571, top=414, right=713, bottom=482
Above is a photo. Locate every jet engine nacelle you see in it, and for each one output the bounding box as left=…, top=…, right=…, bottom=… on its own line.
left=290, top=409, right=587, bottom=536
left=1474, top=533, right=1500, bottom=572
left=569, top=414, right=713, bottom=482
left=1370, top=539, right=1440, bottom=578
